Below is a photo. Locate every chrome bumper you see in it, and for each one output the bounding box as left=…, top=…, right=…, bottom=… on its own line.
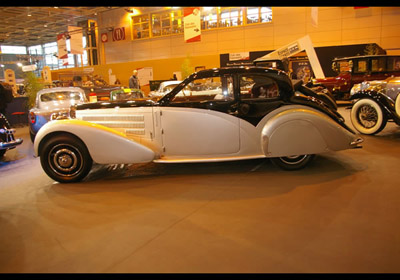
left=0, top=128, right=23, bottom=150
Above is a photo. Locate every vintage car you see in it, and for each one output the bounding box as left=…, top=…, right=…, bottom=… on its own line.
left=33, top=67, right=363, bottom=183
left=1, top=113, right=23, bottom=158
left=29, top=87, right=87, bottom=142
left=311, top=55, right=400, bottom=100
left=110, top=88, right=145, bottom=101
left=148, top=80, right=182, bottom=99
left=84, top=86, right=122, bottom=102
left=349, top=76, right=400, bottom=135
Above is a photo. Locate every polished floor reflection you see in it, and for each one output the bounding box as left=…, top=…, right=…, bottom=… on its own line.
left=0, top=107, right=399, bottom=273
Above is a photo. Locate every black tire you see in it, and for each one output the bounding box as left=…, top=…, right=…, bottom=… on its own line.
left=0, top=149, right=5, bottom=158
left=40, top=133, right=93, bottom=183
left=30, top=131, right=36, bottom=143
left=271, top=154, right=315, bottom=171
left=350, top=98, right=387, bottom=135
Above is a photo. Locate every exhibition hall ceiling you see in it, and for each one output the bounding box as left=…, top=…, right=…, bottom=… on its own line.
left=0, top=6, right=122, bottom=46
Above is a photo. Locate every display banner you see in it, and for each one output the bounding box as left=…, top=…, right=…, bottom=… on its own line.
left=68, top=26, right=83, bottom=55
left=137, top=67, right=153, bottom=86
left=229, top=52, right=250, bottom=61
left=57, top=33, right=68, bottom=59
left=184, top=7, right=201, bottom=43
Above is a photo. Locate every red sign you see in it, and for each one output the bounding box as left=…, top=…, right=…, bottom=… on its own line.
left=112, top=27, right=125, bottom=41
left=184, top=7, right=201, bottom=43
left=101, top=33, right=108, bottom=43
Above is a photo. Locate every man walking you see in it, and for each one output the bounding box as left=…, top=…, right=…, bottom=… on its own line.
left=129, top=70, right=140, bottom=89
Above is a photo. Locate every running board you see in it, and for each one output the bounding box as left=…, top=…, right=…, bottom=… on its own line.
left=154, top=155, right=266, bottom=163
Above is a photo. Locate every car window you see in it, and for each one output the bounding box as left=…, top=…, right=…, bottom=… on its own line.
left=40, top=91, right=82, bottom=102
left=337, top=61, right=352, bottom=74
left=163, top=84, right=179, bottom=93
left=387, top=57, right=400, bottom=71
left=371, top=57, right=386, bottom=72
left=171, top=75, right=233, bottom=102
left=354, top=59, right=368, bottom=74
left=239, top=75, right=279, bottom=99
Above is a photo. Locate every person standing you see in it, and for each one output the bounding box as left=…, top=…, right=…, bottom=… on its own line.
left=0, top=82, right=14, bottom=116
left=129, top=70, right=140, bottom=89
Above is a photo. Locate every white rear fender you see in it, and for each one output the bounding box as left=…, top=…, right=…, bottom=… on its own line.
left=34, top=119, right=155, bottom=164
left=261, top=108, right=360, bottom=157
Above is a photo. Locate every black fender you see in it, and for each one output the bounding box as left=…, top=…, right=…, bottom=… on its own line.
left=350, top=90, right=398, bottom=122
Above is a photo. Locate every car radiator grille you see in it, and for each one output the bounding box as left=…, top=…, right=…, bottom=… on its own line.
left=80, top=115, right=146, bottom=136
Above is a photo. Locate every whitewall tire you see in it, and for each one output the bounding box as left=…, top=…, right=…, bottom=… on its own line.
left=350, top=98, right=387, bottom=135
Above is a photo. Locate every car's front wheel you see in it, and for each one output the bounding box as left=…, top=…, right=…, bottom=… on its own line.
left=350, top=98, right=387, bottom=135
left=40, top=133, right=93, bottom=183
left=270, top=154, right=315, bottom=171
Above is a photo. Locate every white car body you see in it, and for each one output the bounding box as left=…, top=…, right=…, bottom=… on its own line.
left=32, top=67, right=363, bottom=183
left=148, top=81, right=182, bottom=98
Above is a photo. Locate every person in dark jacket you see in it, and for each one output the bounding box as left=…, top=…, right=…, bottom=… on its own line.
left=129, top=70, right=140, bottom=89
left=0, top=82, right=14, bottom=116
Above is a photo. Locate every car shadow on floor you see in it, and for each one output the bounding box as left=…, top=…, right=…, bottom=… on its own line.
left=81, top=152, right=365, bottom=185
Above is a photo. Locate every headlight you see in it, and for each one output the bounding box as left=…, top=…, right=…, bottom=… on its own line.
left=50, top=111, right=69, bottom=121
left=350, top=84, right=361, bottom=96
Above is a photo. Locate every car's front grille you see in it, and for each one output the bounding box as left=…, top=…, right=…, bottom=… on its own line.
left=80, top=114, right=146, bottom=135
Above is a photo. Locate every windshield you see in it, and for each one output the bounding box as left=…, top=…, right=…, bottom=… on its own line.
left=162, top=84, right=180, bottom=93
left=40, top=91, right=83, bottom=102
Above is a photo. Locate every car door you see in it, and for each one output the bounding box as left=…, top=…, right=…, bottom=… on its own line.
left=159, top=74, right=240, bottom=158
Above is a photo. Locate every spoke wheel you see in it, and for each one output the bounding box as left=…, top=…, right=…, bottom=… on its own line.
left=351, top=98, right=387, bottom=135
left=271, top=154, right=315, bottom=171
left=40, top=134, right=92, bottom=183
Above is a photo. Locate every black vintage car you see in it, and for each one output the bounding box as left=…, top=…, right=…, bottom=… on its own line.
left=349, top=76, right=400, bottom=135
left=0, top=113, right=23, bottom=158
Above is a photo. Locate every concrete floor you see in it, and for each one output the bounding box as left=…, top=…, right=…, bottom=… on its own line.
left=0, top=106, right=399, bottom=273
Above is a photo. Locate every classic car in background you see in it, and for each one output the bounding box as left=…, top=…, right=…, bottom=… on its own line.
left=29, top=87, right=87, bottom=142
left=110, top=88, right=145, bottom=101
left=253, top=57, right=337, bottom=111
left=84, top=86, right=122, bottom=102
left=311, top=55, right=400, bottom=100
left=33, top=67, right=363, bottom=183
left=349, top=76, right=400, bottom=135
left=1, top=113, right=23, bottom=158
left=148, top=80, right=182, bottom=99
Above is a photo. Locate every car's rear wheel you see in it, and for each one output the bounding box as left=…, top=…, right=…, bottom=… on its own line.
left=40, top=133, right=92, bottom=183
left=351, top=98, right=387, bottom=135
left=271, top=154, right=315, bottom=171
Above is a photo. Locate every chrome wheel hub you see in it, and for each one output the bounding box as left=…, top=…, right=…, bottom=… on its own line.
left=48, top=144, right=83, bottom=177
left=359, top=105, right=377, bottom=128
left=280, top=155, right=307, bottom=165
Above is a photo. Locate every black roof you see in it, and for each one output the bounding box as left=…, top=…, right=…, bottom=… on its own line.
left=333, top=54, right=400, bottom=62
left=191, top=66, right=284, bottom=78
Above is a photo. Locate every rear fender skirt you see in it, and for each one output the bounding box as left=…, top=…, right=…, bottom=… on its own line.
left=261, top=108, right=361, bottom=157
left=34, top=119, right=155, bottom=164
